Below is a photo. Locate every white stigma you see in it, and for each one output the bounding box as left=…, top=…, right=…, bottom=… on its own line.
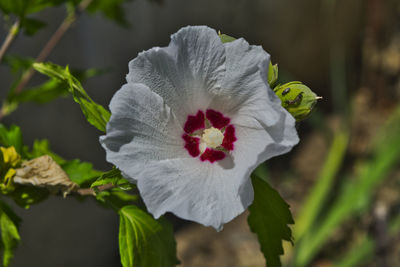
left=202, top=127, right=224, bottom=149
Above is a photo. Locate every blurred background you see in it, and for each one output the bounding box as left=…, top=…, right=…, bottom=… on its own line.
left=1, top=0, right=400, bottom=266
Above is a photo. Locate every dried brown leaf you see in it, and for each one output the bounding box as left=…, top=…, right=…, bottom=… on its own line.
left=13, top=155, right=78, bottom=197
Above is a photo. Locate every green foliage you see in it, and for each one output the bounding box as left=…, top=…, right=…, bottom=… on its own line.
left=87, top=0, right=132, bottom=26
left=61, top=159, right=102, bottom=186
left=0, top=212, right=19, bottom=267
left=91, top=167, right=132, bottom=189
left=2, top=55, right=34, bottom=74
left=332, top=235, right=373, bottom=267
left=333, top=213, right=400, bottom=267
left=8, top=64, right=105, bottom=104
left=0, top=124, right=23, bottom=155
left=96, top=189, right=137, bottom=211
left=12, top=79, right=67, bottom=104
left=33, top=62, right=110, bottom=132
left=247, top=175, right=294, bottom=267
left=29, top=139, right=65, bottom=163
left=0, top=200, right=21, bottom=267
left=267, top=62, right=278, bottom=88
left=11, top=186, right=49, bottom=209
left=3, top=55, right=106, bottom=118
left=0, top=0, right=65, bottom=36
left=293, top=106, right=400, bottom=266
left=0, top=0, right=65, bottom=16
left=294, top=129, right=349, bottom=239
left=118, top=205, right=177, bottom=267
left=2, top=55, right=34, bottom=107
left=21, top=18, right=46, bottom=36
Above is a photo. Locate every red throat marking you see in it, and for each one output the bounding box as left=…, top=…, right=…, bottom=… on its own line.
left=182, top=109, right=237, bottom=163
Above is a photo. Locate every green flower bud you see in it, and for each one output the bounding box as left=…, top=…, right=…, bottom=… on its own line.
left=267, top=62, right=278, bottom=88
left=273, top=81, right=321, bottom=121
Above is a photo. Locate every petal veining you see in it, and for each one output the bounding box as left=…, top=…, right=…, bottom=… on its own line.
left=126, top=26, right=226, bottom=123
left=101, top=26, right=299, bottom=230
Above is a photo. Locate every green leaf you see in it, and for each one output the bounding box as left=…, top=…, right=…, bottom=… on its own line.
left=2, top=55, right=34, bottom=73
left=91, top=167, right=132, bottom=188
left=267, top=62, right=278, bottom=88
left=11, top=186, right=49, bottom=209
left=2, top=55, right=34, bottom=109
left=218, top=32, right=236, bottom=43
left=118, top=205, right=177, bottom=267
left=247, top=175, right=294, bottom=267
left=2, top=55, right=34, bottom=111
left=93, top=169, right=136, bottom=210
left=61, top=159, right=102, bottom=186
left=8, top=67, right=106, bottom=106
left=28, top=139, right=65, bottom=164
left=33, top=62, right=110, bottom=132
left=96, top=189, right=137, bottom=211
left=0, top=124, right=23, bottom=154
left=21, top=17, right=46, bottom=35
left=0, top=200, right=21, bottom=267
left=87, top=0, right=132, bottom=26
left=90, top=169, right=120, bottom=187
left=0, top=0, right=65, bottom=16
left=10, top=79, right=68, bottom=104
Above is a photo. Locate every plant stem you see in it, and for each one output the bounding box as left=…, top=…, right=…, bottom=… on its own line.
left=76, top=183, right=114, bottom=196
left=0, top=19, right=20, bottom=64
left=14, top=0, right=93, bottom=94
left=14, top=16, right=75, bottom=94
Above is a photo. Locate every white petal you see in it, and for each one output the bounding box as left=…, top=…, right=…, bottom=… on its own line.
left=126, top=26, right=226, bottom=123
left=127, top=105, right=297, bottom=231
left=99, top=83, right=187, bottom=181
left=101, top=27, right=299, bottom=231
left=208, top=38, right=283, bottom=127
left=232, top=112, right=299, bottom=167
left=135, top=156, right=255, bottom=231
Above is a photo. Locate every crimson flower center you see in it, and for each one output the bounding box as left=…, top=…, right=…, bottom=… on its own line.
left=181, top=109, right=237, bottom=163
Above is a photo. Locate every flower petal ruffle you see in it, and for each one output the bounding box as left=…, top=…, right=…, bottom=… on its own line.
left=135, top=157, right=254, bottom=231
left=100, top=83, right=186, bottom=175
left=126, top=26, right=226, bottom=124
left=102, top=26, right=299, bottom=230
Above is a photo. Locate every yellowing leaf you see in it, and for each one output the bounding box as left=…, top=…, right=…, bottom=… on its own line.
left=0, top=147, right=20, bottom=167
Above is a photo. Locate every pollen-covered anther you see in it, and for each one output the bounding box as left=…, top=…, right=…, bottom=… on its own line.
left=202, top=127, right=224, bottom=148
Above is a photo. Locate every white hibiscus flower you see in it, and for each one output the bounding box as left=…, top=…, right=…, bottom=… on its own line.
left=100, top=26, right=299, bottom=230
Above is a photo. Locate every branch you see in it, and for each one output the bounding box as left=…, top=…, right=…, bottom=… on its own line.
left=14, top=0, right=93, bottom=94
left=75, top=183, right=114, bottom=196
left=14, top=17, right=75, bottom=94
left=0, top=19, right=20, bottom=64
